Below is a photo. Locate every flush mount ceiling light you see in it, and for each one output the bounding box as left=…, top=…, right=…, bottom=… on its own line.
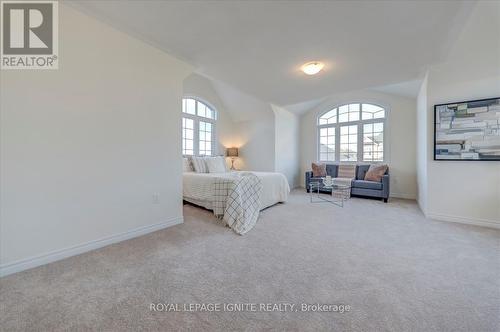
left=301, top=61, right=324, bottom=75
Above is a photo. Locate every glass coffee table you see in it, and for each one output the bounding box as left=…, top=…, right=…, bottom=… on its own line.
left=309, top=181, right=351, bottom=207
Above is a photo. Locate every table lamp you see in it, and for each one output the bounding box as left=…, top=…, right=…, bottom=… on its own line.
left=226, top=147, right=239, bottom=170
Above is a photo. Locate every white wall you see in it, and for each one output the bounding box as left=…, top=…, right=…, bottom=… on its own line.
left=300, top=90, right=417, bottom=199
left=0, top=4, right=193, bottom=274
left=425, top=72, right=500, bottom=225
left=234, top=116, right=276, bottom=172
left=210, top=79, right=276, bottom=172
left=416, top=1, right=500, bottom=228
left=183, top=73, right=236, bottom=160
left=273, top=105, right=300, bottom=187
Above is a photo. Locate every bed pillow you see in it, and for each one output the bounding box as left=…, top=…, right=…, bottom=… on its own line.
left=311, top=162, right=327, bottom=177
left=364, top=164, right=388, bottom=182
left=206, top=156, right=227, bottom=173
left=183, top=157, right=193, bottom=172
left=191, top=156, right=208, bottom=173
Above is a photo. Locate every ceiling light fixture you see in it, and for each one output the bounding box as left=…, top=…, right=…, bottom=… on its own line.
left=301, top=61, right=324, bottom=75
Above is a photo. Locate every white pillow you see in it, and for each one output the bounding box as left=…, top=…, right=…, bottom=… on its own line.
left=206, top=156, right=227, bottom=173
left=183, top=157, right=193, bottom=172
left=191, top=156, right=208, bottom=173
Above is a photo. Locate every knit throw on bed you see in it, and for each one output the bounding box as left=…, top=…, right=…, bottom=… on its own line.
left=213, top=172, right=263, bottom=235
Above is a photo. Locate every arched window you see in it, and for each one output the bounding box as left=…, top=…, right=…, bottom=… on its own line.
left=318, top=103, right=386, bottom=162
left=182, top=98, right=217, bottom=156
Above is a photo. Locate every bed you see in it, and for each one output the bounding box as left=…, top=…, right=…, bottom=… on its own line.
left=183, top=171, right=290, bottom=211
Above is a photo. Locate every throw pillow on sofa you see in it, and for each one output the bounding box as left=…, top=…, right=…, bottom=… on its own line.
left=364, top=164, right=388, bottom=182
left=311, top=162, right=327, bottom=177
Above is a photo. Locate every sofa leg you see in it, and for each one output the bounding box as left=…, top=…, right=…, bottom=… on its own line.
left=384, top=198, right=388, bottom=203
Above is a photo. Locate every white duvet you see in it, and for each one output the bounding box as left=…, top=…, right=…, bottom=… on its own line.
left=183, top=171, right=290, bottom=210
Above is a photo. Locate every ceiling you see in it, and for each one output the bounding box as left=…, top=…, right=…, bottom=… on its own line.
left=68, top=0, right=475, bottom=109
left=370, top=79, right=424, bottom=99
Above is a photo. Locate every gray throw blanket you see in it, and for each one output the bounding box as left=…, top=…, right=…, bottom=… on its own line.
left=213, top=172, right=262, bottom=235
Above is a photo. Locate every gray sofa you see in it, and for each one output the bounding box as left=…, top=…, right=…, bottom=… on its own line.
left=305, top=164, right=390, bottom=202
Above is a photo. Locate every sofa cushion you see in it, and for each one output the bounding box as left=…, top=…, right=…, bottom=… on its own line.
left=352, top=180, right=382, bottom=190
left=326, top=164, right=338, bottom=177
left=356, top=164, right=370, bottom=180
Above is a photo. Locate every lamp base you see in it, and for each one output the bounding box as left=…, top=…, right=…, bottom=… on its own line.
left=230, top=158, right=236, bottom=170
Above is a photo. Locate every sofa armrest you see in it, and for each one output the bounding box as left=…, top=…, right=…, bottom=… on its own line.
left=305, top=171, right=313, bottom=190
left=382, top=174, right=390, bottom=199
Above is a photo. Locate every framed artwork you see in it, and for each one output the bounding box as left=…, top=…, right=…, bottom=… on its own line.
left=434, top=97, right=500, bottom=161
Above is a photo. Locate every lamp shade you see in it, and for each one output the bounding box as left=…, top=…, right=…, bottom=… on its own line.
left=226, top=147, right=239, bottom=157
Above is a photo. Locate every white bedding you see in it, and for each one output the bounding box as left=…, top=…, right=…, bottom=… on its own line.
left=183, top=171, right=290, bottom=210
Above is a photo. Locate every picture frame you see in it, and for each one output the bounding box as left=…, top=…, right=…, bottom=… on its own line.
left=434, top=97, right=500, bottom=161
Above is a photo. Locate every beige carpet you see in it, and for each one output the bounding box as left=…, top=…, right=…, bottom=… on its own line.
left=1, top=190, right=499, bottom=331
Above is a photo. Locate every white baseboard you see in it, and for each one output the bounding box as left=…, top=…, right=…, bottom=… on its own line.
left=427, top=213, right=500, bottom=230
left=0, top=217, right=183, bottom=278
left=390, top=192, right=416, bottom=200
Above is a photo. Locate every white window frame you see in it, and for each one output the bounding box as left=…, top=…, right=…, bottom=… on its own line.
left=182, top=97, right=217, bottom=157
left=317, top=103, right=387, bottom=163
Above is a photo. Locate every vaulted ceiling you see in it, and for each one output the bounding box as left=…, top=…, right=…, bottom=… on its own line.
left=69, top=0, right=475, bottom=112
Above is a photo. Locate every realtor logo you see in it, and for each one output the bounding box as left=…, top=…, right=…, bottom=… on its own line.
left=1, top=0, right=58, bottom=69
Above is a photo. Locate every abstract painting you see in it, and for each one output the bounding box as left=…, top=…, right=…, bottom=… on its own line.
left=434, top=97, right=500, bottom=160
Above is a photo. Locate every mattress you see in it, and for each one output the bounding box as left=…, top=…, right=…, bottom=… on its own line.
left=183, top=171, right=290, bottom=210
